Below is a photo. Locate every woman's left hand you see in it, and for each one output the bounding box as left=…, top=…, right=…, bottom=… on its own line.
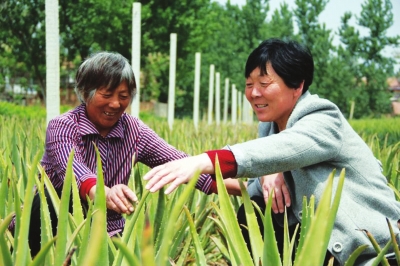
left=261, top=172, right=291, bottom=214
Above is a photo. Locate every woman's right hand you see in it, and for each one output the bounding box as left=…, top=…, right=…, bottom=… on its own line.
left=261, top=172, right=291, bottom=214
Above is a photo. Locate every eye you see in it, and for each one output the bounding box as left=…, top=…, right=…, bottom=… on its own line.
left=120, top=95, right=130, bottom=100
left=101, top=93, right=112, bottom=98
left=245, top=83, right=253, bottom=89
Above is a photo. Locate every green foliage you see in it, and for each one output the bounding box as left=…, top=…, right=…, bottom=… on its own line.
left=1, top=0, right=399, bottom=117
left=339, top=0, right=400, bottom=117
left=1, top=111, right=400, bottom=265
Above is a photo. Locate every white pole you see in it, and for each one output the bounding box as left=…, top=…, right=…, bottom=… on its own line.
left=207, top=64, right=214, bottom=125
left=193, top=53, right=201, bottom=131
left=231, top=84, right=237, bottom=125
left=244, top=97, right=253, bottom=124
left=131, top=3, right=141, bottom=117
left=223, top=78, right=229, bottom=123
left=238, top=91, right=242, bottom=123
left=168, top=33, right=177, bottom=130
left=215, top=72, right=221, bottom=126
left=45, top=0, right=60, bottom=125
left=242, top=92, right=249, bottom=123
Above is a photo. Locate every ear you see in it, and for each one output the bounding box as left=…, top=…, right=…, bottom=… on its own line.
left=293, top=81, right=304, bottom=99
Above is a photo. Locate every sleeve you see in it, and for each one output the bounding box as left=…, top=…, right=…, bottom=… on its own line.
left=230, top=103, right=344, bottom=178
left=205, top=150, right=238, bottom=179
left=44, top=118, right=97, bottom=192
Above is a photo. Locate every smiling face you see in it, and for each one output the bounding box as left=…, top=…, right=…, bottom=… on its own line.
left=86, top=81, right=131, bottom=137
left=245, top=64, right=303, bottom=131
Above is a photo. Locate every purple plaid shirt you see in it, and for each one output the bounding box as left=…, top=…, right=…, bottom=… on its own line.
left=37, top=104, right=212, bottom=236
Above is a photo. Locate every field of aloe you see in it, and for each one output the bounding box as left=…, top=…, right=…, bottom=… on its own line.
left=0, top=102, right=399, bottom=265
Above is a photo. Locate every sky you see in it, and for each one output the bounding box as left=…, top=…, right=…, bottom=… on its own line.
left=215, top=0, right=400, bottom=71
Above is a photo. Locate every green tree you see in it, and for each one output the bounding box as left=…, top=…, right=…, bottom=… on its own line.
left=294, top=0, right=335, bottom=97
left=59, top=0, right=133, bottom=61
left=0, top=0, right=46, bottom=99
left=265, top=3, right=296, bottom=40
left=339, top=0, right=400, bottom=117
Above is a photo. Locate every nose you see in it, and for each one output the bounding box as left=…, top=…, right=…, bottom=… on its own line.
left=251, top=86, right=262, bottom=98
left=109, top=97, right=121, bottom=108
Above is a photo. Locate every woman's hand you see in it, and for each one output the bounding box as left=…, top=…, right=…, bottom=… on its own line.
left=143, top=154, right=214, bottom=194
left=90, top=184, right=138, bottom=215
left=261, top=172, right=291, bottom=214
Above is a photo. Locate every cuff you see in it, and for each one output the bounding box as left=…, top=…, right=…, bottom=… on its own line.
left=80, top=178, right=97, bottom=200
left=205, top=150, right=237, bottom=179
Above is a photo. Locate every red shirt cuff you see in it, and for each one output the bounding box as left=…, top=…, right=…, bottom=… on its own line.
left=80, top=178, right=97, bottom=200
left=205, top=150, right=237, bottom=179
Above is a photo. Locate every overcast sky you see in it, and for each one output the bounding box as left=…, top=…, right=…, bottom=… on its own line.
left=215, top=0, right=400, bottom=71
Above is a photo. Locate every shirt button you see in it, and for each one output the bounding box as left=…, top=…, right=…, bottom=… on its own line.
left=332, top=242, right=343, bottom=253
left=298, top=211, right=302, bottom=220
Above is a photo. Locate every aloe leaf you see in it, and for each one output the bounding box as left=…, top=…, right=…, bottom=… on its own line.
left=295, top=169, right=345, bottom=266
left=71, top=172, right=84, bottom=232
left=183, top=206, right=207, bottom=265
left=370, top=239, right=392, bottom=266
left=210, top=235, right=230, bottom=260
left=112, top=190, right=150, bottom=266
left=155, top=172, right=200, bottom=265
left=112, top=238, right=141, bottom=265
left=385, top=217, right=400, bottom=262
left=66, top=217, right=88, bottom=256
left=239, top=180, right=263, bottom=263
left=14, top=151, right=40, bottom=265
left=359, top=229, right=390, bottom=266
left=76, top=201, right=95, bottom=265
left=10, top=176, right=22, bottom=262
left=263, top=189, right=282, bottom=266
left=138, top=213, right=156, bottom=266
left=54, top=149, right=74, bottom=265
left=153, top=188, right=166, bottom=252
left=344, top=244, right=369, bottom=266
left=282, top=207, right=296, bottom=266
left=82, top=143, right=109, bottom=265
left=0, top=166, right=9, bottom=218
left=35, top=168, right=55, bottom=265
left=29, top=237, right=57, bottom=266
left=0, top=212, right=15, bottom=266
left=175, top=234, right=192, bottom=266
left=214, top=157, right=253, bottom=266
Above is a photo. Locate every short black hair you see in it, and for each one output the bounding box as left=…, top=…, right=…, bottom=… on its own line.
left=245, top=38, right=314, bottom=93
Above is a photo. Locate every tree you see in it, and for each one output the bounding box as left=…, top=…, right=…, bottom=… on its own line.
left=265, top=3, right=296, bottom=41
left=339, top=0, right=400, bottom=116
left=0, top=0, right=46, bottom=99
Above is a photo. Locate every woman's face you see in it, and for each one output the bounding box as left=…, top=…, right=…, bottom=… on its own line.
left=86, top=81, right=131, bottom=137
left=245, top=64, right=303, bottom=131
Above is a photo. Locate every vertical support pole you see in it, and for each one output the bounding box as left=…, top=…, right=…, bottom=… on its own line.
left=193, top=53, right=201, bottom=131
left=131, top=2, right=141, bottom=117
left=231, top=84, right=237, bottom=125
left=223, top=78, right=229, bottom=123
left=168, top=33, right=177, bottom=130
left=207, top=64, right=215, bottom=125
left=45, top=0, right=60, bottom=125
left=215, top=72, right=221, bottom=125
